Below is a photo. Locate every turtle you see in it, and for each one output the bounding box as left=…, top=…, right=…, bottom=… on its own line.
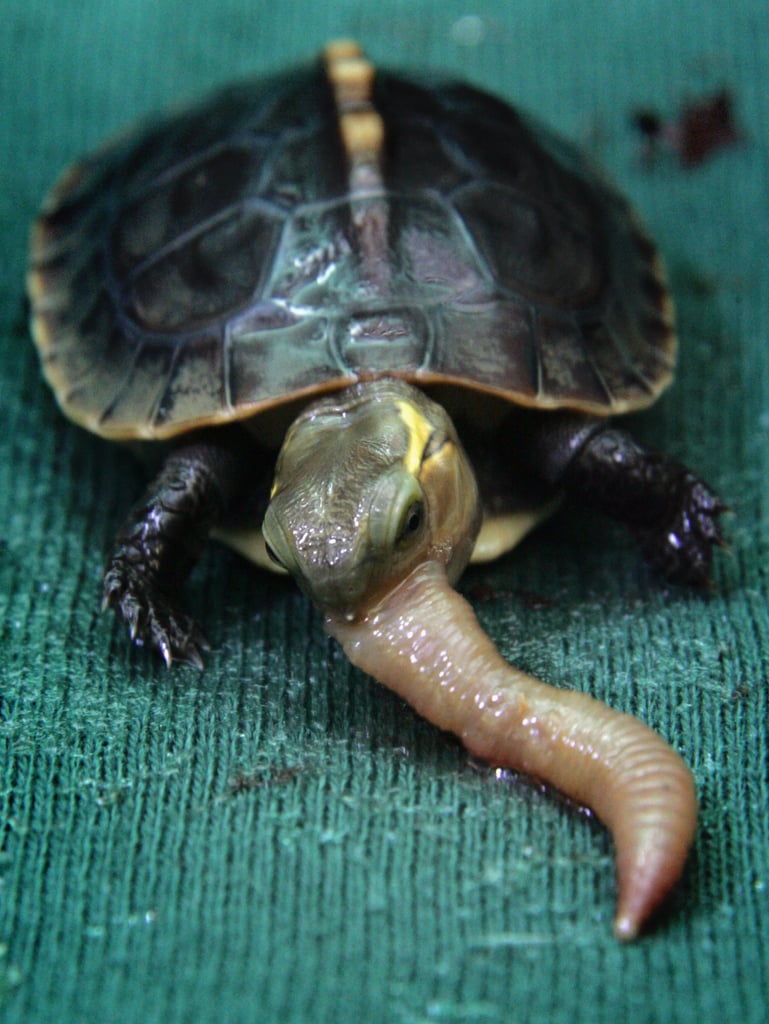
left=28, top=41, right=725, bottom=938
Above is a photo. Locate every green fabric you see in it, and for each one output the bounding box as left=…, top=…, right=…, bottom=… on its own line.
left=1, top=2, right=768, bottom=1021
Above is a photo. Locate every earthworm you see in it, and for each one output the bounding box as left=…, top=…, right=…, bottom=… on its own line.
left=325, top=560, right=698, bottom=940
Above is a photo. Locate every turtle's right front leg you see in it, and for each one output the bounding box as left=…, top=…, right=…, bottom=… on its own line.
left=516, top=413, right=726, bottom=586
left=103, top=439, right=245, bottom=667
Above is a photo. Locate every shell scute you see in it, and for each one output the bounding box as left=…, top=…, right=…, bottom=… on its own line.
left=453, top=181, right=605, bottom=308
left=29, top=62, right=675, bottom=439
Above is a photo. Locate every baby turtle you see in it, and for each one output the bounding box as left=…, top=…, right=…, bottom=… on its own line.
left=28, top=42, right=724, bottom=938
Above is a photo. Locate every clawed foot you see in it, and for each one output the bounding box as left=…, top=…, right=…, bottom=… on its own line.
left=632, top=462, right=728, bottom=587
left=102, top=561, right=209, bottom=668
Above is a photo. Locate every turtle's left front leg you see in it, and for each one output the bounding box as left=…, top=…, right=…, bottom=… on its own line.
left=519, top=414, right=727, bottom=586
left=103, top=438, right=246, bottom=666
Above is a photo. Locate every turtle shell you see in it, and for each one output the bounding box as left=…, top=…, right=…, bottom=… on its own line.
left=28, top=59, right=675, bottom=441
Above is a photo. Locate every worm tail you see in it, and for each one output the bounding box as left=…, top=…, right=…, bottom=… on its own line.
left=326, top=562, right=697, bottom=939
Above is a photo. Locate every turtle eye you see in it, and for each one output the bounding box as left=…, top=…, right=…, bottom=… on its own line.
left=368, top=470, right=426, bottom=553
left=397, top=500, right=425, bottom=545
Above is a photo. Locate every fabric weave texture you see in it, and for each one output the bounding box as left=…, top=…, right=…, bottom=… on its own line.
left=1, top=2, right=767, bottom=1022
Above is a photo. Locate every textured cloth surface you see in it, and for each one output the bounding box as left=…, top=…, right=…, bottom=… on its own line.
left=1, top=2, right=768, bottom=1022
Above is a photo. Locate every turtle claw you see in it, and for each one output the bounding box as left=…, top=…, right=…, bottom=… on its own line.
left=102, top=561, right=209, bottom=668
left=633, top=467, right=727, bottom=588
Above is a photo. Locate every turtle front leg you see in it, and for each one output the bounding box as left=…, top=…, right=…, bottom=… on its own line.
left=103, top=439, right=245, bottom=667
left=520, top=415, right=727, bottom=586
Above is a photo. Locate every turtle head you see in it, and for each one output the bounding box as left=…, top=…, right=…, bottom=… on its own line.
left=262, top=380, right=481, bottom=618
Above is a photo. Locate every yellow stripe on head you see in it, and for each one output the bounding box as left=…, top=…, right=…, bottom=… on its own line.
left=395, top=399, right=435, bottom=476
